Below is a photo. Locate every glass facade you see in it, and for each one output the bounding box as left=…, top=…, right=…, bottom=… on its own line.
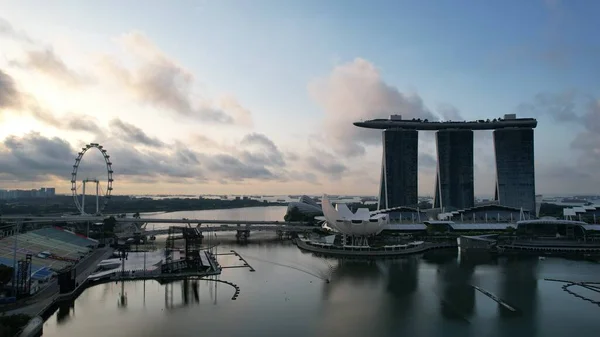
left=378, top=129, right=418, bottom=209
left=434, top=129, right=474, bottom=210
left=493, top=128, right=536, bottom=212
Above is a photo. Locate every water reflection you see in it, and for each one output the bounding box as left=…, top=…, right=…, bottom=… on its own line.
left=496, top=257, right=539, bottom=337
left=437, top=254, right=476, bottom=321
left=40, top=209, right=600, bottom=337
left=55, top=301, right=75, bottom=325
left=118, top=281, right=127, bottom=309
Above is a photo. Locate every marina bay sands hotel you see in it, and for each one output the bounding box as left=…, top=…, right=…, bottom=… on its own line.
left=354, top=114, right=537, bottom=212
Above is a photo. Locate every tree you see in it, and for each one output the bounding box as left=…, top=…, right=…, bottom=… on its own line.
left=0, top=265, right=13, bottom=287
left=284, top=206, right=319, bottom=223
left=103, top=216, right=117, bottom=233
left=133, top=212, right=140, bottom=219
left=0, top=314, right=31, bottom=337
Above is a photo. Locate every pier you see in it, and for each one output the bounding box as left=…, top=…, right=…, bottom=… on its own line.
left=472, top=285, right=517, bottom=312
left=217, top=250, right=255, bottom=272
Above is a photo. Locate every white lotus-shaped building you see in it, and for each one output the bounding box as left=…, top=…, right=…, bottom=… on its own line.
left=322, top=195, right=389, bottom=236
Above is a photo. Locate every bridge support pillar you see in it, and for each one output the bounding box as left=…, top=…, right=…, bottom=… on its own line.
left=236, top=230, right=250, bottom=242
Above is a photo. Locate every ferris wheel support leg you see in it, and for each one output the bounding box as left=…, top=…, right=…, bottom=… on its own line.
left=96, top=181, right=99, bottom=215
left=82, top=181, right=86, bottom=215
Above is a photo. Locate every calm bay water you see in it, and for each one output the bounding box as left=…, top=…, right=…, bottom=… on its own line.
left=42, top=207, right=600, bottom=337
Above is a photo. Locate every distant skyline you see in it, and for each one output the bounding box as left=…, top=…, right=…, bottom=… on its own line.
left=1, top=0, right=600, bottom=197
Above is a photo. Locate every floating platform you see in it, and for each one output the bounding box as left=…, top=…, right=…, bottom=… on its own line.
left=295, top=238, right=456, bottom=257
left=493, top=241, right=600, bottom=257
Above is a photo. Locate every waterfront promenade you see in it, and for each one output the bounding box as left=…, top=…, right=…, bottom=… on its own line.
left=2, top=247, right=114, bottom=317
left=295, top=238, right=457, bottom=257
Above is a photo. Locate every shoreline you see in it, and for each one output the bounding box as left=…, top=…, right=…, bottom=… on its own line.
left=295, top=238, right=457, bottom=257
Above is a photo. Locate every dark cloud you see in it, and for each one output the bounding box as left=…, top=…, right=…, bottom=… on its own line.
left=109, top=118, right=164, bottom=148
left=109, top=145, right=200, bottom=179
left=100, top=31, right=252, bottom=126
left=305, top=149, right=347, bottom=177
left=0, top=132, right=74, bottom=181
left=204, top=154, right=274, bottom=180
left=10, top=48, right=89, bottom=86
left=66, top=115, right=103, bottom=134
left=310, top=58, right=438, bottom=157
left=28, top=105, right=103, bottom=136
left=0, top=69, right=23, bottom=109
left=174, top=146, right=200, bottom=165
left=0, top=131, right=300, bottom=186
left=240, top=133, right=286, bottom=167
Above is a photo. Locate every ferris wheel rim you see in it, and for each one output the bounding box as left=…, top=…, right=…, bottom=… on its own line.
left=71, top=143, right=114, bottom=215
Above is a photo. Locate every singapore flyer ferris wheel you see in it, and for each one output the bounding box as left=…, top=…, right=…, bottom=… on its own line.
left=71, top=143, right=114, bottom=215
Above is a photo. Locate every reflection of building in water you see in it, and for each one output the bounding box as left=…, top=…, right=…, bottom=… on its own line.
left=164, top=278, right=201, bottom=310
left=436, top=253, right=476, bottom=320
left=379, top=258, right=420, bottom=336
left=318, top=258, right=420, bottom=337
left=321, top=260, right=384, bottom=300
left=385, top=257, right=419, bottom=310
left=56, top=300, right=76, bottom=325
left=497, top=257, right=539, bottom=335
left=425, top=250, right=499, bottom=322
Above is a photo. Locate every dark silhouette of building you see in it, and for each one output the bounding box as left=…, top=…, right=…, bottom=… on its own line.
left=378, top=129, right=418, bottom=209
left=494, top=127, right=535, bottom=212
left=356, top=114, right=537, bottom=212
left=434, top=129, right=474, bottom=210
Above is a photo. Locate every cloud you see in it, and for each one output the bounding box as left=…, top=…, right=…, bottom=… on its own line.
left=0, top=130, right=304, bottom=187
left=203, top=154, right=274, bottom=180
left=0, top=132, right=74, bottom=181
left=10, top=48, right=90, bottom=86
left=0, top=17, right=33, bottom=44
left=310, top=58, right=437, bottom=157
left=517, top=91, right=579, bottom=122
left=109, top=118, right=164, bottom=148
left=100, top=31, right=252, bottom=126
left=437, top=104, right=464, bottom=121
left=285, top=152, right=299, bottom=162
left=305, top=149, right=347, bottom=177
left=65, top=115, right=103, bottom=134
left=1, top=69, right=102, bottom=136
left=418, top=152, right=437, bottom=169
left=569, top=98, right=600, bottom=154
left=240, top=133, right=286, bottom=167
left=515, top=91, right=600, bottom=192
left=0, top=69, right=23, bottom=110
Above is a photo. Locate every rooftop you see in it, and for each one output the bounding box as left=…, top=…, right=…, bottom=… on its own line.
left=354, top=114, right=537, bottom=130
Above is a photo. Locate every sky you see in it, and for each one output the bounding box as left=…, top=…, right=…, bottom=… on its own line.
left=1, top=0, right=599, bottom=197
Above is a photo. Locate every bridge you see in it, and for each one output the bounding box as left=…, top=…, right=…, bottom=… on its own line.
left=0, top=215, right=309, bottom=225
left=0, top=215, right=315, bottom=237
left=145, top=225, right=316, bottom=236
